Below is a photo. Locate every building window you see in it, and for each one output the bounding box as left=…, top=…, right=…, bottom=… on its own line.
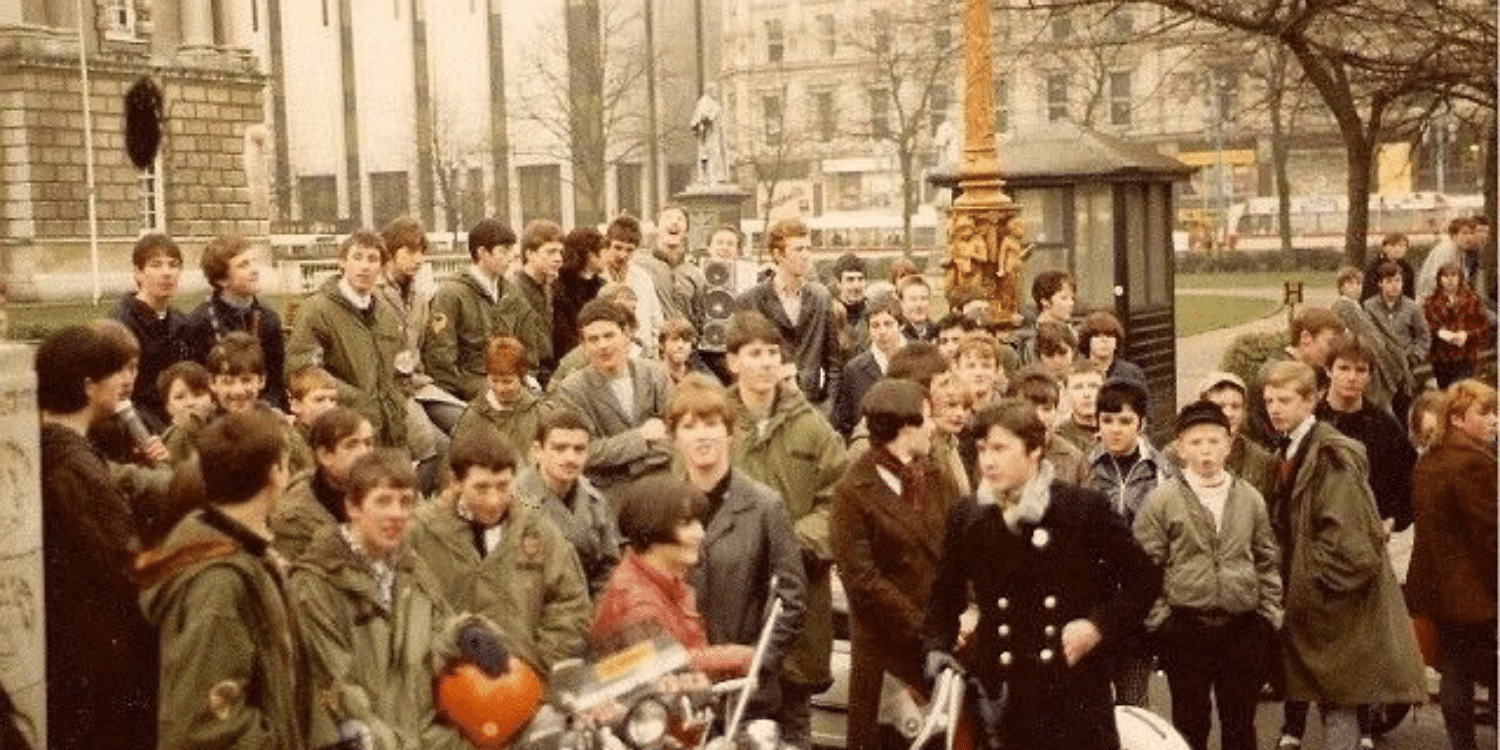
left=994, top=74, right=1010, bottom=132
left=873, top=11, right=892, bottom=56
left=1050, top=11, right=1071, bottom=41
left=869, top=88, right=891, bottom=139
left=814, top=91, right=835, bottom=142
left=616, top=163, right=643, bottom=218
left=933, top=22, right=952, bottom=52
left=1109, top=70, right=1132, bottom=126
left=137, top=161, right=161, bottom=231
left=104, top=0, right=137, bottom=37
left=370, top=171, right=410, bottom=228
left=1111, top=8, right=1133, bottom=36
left=929, top=84, right=950, bottom=135
left=464, top=167, right=485, bottom=228
left=1046, top=75, right=1069, bottom=122
left=766, top=19, right=784, bottom=63
left=817, top=15, right=836, bottom=57
left=299, top=175, right=339, bottom=225
left=763, top=94, right=784, bottom=147
left=517, top=165, right=562, bottom=225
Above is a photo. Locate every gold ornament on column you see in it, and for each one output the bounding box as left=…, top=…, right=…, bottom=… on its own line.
left=943, top=0, right=1026, bottom=326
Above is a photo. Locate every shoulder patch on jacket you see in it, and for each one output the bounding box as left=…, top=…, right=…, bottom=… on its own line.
left=430, top=312, right=449, bottom=335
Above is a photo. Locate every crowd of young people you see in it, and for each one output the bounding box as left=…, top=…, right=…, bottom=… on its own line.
left=26, top=209, right=1496, bottom=750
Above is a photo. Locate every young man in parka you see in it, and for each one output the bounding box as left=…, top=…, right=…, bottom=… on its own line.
left=139, top=409, right=308, bottom=750
left=288, top=449, right=471, bottom=750
left=284, top=230, right=408, bottom=447
left=723, top=310, right=848, bottom=749
left=1261, top=361, right=1426, bottom=750
left=183, top=235, right=289, bottom=409
left=497, top=219, right=563, bottom=387
left=407, top=429, right=592, bottom=671
left=423, top=218, right=517, bottom=403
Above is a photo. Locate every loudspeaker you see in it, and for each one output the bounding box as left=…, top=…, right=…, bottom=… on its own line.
left=700, top=259, right=738, bottom=351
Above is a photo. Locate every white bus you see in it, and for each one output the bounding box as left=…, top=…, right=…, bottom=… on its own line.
left=739, top=209, right=940, bottom=262
left=1223, top=192, right=1483, bottom=252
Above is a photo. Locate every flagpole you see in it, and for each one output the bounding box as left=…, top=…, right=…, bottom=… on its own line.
left=75, top=0, right=101, bottom=305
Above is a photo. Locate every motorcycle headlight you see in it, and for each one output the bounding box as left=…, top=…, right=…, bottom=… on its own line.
left=624, top=698, right=669, bottom=747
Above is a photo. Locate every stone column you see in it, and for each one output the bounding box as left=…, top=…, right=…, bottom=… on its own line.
left=179, top=0, right=215, bottom=49
left=0, top=344, right=45, bottom=748
left=220, top=0, right=255, bottom=51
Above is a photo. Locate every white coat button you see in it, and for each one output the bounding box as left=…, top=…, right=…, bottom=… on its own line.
left=999, top=652, right=1013, bottom=666
left=1043, top=595, right=1057, bottom=609
left=1040, top=649, right=1055, bottom=664
left=998, top=624, right=1011, bottom=638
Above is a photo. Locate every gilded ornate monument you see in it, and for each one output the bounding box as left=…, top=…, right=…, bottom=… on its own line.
left=943, top=0, right=1026, bottom=325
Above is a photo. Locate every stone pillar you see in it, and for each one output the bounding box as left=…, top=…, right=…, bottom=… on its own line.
left=179, top=0, right=215, bottom=49
left=0, top=344, right=44, bottom=748
left=220, top=0, right=255, bottom=50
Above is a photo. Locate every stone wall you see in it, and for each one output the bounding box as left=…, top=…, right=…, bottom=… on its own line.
left=0, top=25, right=267, bottom=301
left=0, top=344, right=43, bottom=748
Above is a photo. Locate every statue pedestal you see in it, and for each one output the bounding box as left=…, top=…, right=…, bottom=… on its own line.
left=0, top=344, right=44, bottom=748
left=674, top=182, right=751, bottom=255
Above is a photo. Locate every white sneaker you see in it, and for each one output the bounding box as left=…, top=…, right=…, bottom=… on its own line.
left=1277, top=735, right=1302, bottom=750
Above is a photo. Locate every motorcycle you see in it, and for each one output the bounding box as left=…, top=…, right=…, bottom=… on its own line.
left=438, top=590, right=788, bottom=750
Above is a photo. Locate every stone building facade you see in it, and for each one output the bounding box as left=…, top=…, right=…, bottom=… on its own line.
left=1, top=0, right=266, bottom=301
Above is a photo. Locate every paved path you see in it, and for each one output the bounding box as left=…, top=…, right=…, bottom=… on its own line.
left=1173, top=286, right=1337, bottom=410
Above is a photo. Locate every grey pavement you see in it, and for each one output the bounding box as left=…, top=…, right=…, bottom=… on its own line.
left=1173, top=286, right=1337, bottom=410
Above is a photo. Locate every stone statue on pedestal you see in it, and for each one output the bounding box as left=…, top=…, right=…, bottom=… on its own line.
left=691, top=84, right=729, bottom=185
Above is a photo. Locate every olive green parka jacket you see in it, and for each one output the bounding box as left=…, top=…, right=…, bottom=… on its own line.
left=288, top=527, right=468, bottom=750
left=138, top=508, right=308, bottom=750
left=406, top=497, right=591, bottom=671
left=285, top=277, right=408, bottom=447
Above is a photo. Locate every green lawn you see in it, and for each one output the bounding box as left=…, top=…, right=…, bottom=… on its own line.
left=1174, top=294, right=1281, bottom=337
left=1176, top=270, right=1338, bottom=290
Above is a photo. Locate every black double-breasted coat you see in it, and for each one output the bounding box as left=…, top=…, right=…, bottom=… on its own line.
left=921, top=480, right=1161, bottom=750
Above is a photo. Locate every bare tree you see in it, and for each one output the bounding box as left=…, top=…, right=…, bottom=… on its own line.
left=843, top=1, right=960, bottom=254
left=1018, top=0, right=1496, bottom=266
left=428, top=98, right=491, bottom=244
left=743, top=81, right=800, bottom=231
left=515, top=0, right=678, bottom=226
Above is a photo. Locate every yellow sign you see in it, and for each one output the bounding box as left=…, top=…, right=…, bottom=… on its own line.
left=1176, top=150, right=1256, bottom=167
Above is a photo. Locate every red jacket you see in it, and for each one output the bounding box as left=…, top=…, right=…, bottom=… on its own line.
left=590, top=549, right=749, bottom=679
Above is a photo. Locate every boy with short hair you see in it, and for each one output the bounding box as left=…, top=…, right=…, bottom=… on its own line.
left=498, top=218, right=564, bottom=385
left=1261, top=361, right=1426, bottom=750
left=157, top=360, right=214, bottom=429
left=833, top=292, right=904, bottom=434
left=897, top=274, right=935, bottom=342
left=1057, top=359, right=1103, bottom=453
left=111, top=232, right=190, bottom=429
left=167, top=332, right=311, bottom=472
left=452, top=336, right=545, bottom=453
left=1362, top=232, right=1414, bottom=301
left=286, top=365, right=339, bottom=473
left=514, top=409, right=622, bottom=599
left=1013, top=368, right=1091, bottom=486
left=600, top=214, right=664, bottom=351
left=1364, top=261, right=1430, bottom=422
left=1133, top=401, right=1282, bottom=750
left=659, top=317, right=719, bottom=385
left=952, top=330, right=1012, bottom=409
left=289, top=450, right=470, bottom=749
left=723, top=310, right=848, bottom=748
left=287, top=229, right=409, bottom=447
left=547, top=299, right=675, bottom=498
left=1331, top=266, right=1406, bottom=415
left=935, top=311, right=974, bottom=362
left=1184, top=372, right=1276, bottom=500
left=1086, top=377, right=1175, bottom=707
left=1014, top=269, right=1076, bottom=364
left=270, top=406, right=375, bottom=560
left=408, top=431, right=592, bottom=670
left=422, top=218, right=517, bottom=401
left=184, top=235, right=287, bottom=409
left=139, top=409, right=307, bottom=750
left=736, top=217, right=844, bottom=408
left=1035, top=321, right=1078, bottom=380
